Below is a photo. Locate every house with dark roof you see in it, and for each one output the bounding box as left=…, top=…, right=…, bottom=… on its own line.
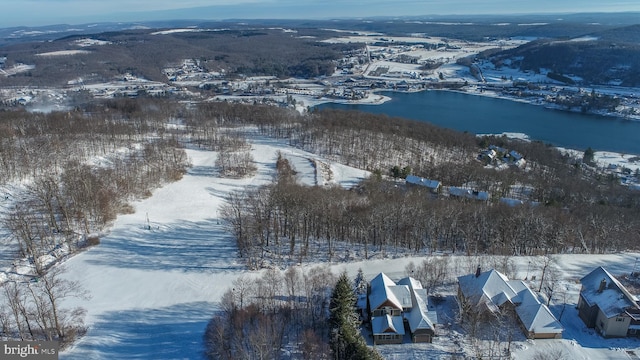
left=368, top=273, right=438, bottom=344
left=457, top=267, right=563, bottom=339
left=577, top=266, right=640, bottom=338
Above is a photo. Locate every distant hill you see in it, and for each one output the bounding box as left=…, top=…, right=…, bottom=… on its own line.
left=481, top=24, right=640, bottom=86
left=1, top=14, right=639, bottom=87
left=0, top=27, right=355, bottom=86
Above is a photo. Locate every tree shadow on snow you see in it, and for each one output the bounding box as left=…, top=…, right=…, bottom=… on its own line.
left=62, top=301, right=215, bottom=360
left=86, top=219, right=242, bottom=272
left=187, top=165, right=217, bottom=177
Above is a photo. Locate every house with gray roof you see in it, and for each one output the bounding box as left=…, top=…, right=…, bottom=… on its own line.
left=577, top=266, right=640, bottom=337
left=405, top=175, right=441, bottom=193
left=448, top=186, right=490, bottom=201
left=457, top=267, right=563, bottom=339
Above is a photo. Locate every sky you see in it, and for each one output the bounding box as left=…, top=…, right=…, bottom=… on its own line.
left=2, top=0, right=640, bottom=28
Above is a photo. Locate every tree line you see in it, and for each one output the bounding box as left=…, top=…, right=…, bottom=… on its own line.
left=222, top=166, right=640, bottom=270
left=203, top=266, right=381, bottom=360
left=177, top=101, right=640, bottom=265
left=1, top=28, right=356, bottom=87
left=204, top=266, right=336, bottom=360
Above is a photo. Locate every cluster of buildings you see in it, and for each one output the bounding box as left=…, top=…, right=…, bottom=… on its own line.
left=363, top=265, right=640, bottom=346
left=405, top=174, right=490, bottom=201
left=406, top=145, right=535, bottom=204
left=477, top=145, right=526, bottom=169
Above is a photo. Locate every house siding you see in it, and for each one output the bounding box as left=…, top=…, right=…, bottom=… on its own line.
left=596, top=308, right=630, bottom=338
left=577, top=293, right=598, bottom=328
left=412, top=330, right=434, bottom=343
left=528, top=331, right=563, bottom=339
left=373, top=334, right=403, bottom=345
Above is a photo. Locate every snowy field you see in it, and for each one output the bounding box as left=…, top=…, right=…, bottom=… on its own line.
left=54, top=131, right=640, bottom=359
left=59, top=135, right=368, bottom=359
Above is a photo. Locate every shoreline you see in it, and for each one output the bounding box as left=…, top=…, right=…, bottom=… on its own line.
left=310, top=86, right=640, bottom=122
left=310, top=87, right=640, bottom=177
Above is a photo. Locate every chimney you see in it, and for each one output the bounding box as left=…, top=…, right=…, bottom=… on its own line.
left=475, top=265, right=481, bottom=278
left=598, top=278, right=607, bottom=293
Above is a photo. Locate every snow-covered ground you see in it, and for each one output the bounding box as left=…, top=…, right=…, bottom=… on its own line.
left=60, top=135, right=368, bottom=359
left=36, top=50, right=91, bottom=57
left=54, top=131, right=640, bottom=359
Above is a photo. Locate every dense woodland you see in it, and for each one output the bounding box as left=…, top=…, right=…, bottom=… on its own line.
left=3, top=17, right=640, bottom=89
left=203, top=104, right=640, bottom=268
left=203, top=266, right=336, bottom=360
left=483, top=25, right=640, bottom=86
left=0, top=28, right=355, bottom=87
left=3, top=98, right=640, bottom=268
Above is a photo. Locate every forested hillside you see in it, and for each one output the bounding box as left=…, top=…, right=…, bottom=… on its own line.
left=482, top=24, right=640, bottom=86
left=2, top=95, right=640, bottom=350
left=0, top=28, right=355, bottom=86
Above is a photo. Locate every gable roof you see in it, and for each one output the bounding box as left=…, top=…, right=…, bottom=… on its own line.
left=397, top=277, right=437, bottom=332
left=448, top=187, right=490, bottom=201
left=518, top=303, right=564, bottom=334
left=397, top=276, right=423, bottom=290
left=406, top=288, right=436, bottom=332
left=580, top=266, right=639, bottom=318
left=371, top=314, right=405, bottom=335
left=369, top=273, right=411, bottom=311
left=510, top=280, right=563, bottom=334
left=460, top=269, right=563, bottom=336
left=406, top=175, right=441, bottom=189
left=457, top=269, right=517, bottom=309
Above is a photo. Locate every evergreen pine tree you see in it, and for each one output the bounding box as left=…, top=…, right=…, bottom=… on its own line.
left=583, top=146, right=595, bottom=165
left=354, top=268, right=367, bottom=296
left=329, top=272, right=384, bottom=360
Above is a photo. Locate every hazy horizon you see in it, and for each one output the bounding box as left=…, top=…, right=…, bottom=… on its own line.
left=3, top=0, right=640, bottom=28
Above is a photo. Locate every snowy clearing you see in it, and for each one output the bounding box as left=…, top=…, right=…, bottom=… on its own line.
left=60, top=135, right=367, bottom=359
left=36, top=50, right=91, bottom=57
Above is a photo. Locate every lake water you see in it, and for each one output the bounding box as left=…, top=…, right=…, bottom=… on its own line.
left=316, top=90, right=640, bottom=155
